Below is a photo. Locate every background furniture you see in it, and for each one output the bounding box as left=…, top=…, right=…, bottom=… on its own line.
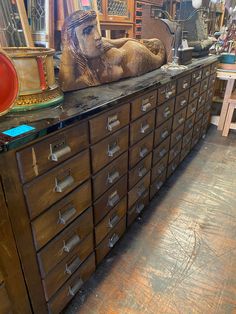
left=222, top=92, right=236, bottom=136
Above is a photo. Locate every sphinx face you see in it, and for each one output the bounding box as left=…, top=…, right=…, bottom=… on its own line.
left=75, top=19, right=104, bottom=59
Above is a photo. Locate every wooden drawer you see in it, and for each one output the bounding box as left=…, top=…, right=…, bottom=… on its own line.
left=198, top=92, right=207, bottom=109
left=129, top=153, right=152, bottom=189
left=177, top=74, right=191, bottom=94
left=17, top=122, right=89, bottom=184
left=89, top=103, right=130, bottom=144
left=182, top=129, right=193, bottom=148
left=172, top=107, right=187, bottom=131
left=209, top=73, right=216, bottom=87
left=170, top=124, right=184, bottom=148
left=24, top=150, right=90, bottom=219
left=154, top=117, right=172, bottom=147
left=200, top=77, right=209, bottom=93
left=129, top=132, right=154, bottom=169
left=167, top=154, right=180, bottom=178
left=130, top=110, right=155, bottom=145
left=0, top=283, right=11, bottom=314
left=206, top=88, right=214, bottom=101
left=150, top=171, right=167, bottom=200
left=191, top=69, right=202, bottom=86
left=153, top=136, right=170, bottom=166
left=196, top=106, right=204, bottom=122
left=91, top=126, right=129, bottom=174
left=94, top=175, right=127, bottom=225
left=193, top=120, right=202, bottom=138
left=42, top=233, right=93, bottom=301
left=169, top=141, right=182, bottom=164
left=201, top=121, right=209, bottom=137
left=211, top=62, right=218, bottom=73
left=95, top=196, right=127, bottom=246
left=130, top=90, right=157, bottom=120
left=127, top=191, right=149, bottom=226
left=175, top=90, right=189, bottom=113
left=96, top=217, right=126, bottom=265
left=92, top=152, right=128, bottom=201
left=202, top=65, right=211, bottom=78
left=184, top=114, right=195, bottom=135
left=186, top=99, right=198, bottom=119
left=189, top=82, right=200, bottom=102
left=48, top=253, right=95, bottom=314
left=202, top=111, right=210, bottom=126
left=32, top=180, right=92, bottom=250
left=151, top=154, right=168, bottom=183
left=37, top=207, right=93, bottom=277
left=191, top=133, right=200, bottom=148
left=180, top=142, right=191, bottom=162
left=204, top=100, right=211, bottom=114
left=128, top=172, right=151, bottom=208
left=158, top=81, right=176, bottom=105
left=156, top=98, right=175, bottom=127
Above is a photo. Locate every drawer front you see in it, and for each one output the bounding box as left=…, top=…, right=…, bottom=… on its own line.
left=201, top=121, right=209, bottom=137
left=32, top=180, right=92, bottom=250
left=128, top=172, right=150, bottom=208
left=172, top=107, right=187, bottom=131
left=89, top=103, right=130, bottom=144
left=96, top=217, right=126, bottom=265
left=202, top=65, right=211, bottom=78
left=17, top=122, right=89, bottom=184
left=154, top=118, right=172, bottom=147
left=167, top=154, right=180, bottom=178
left=94, top=175, right=127, bottom=225
left=186, top=99, right=198, bottom=119
left=177, top=74, right=191, bottom=94
left=153, top=136, right=170, bottom=165
left=150, top=172, right=167, bottom=200
left=130, top=110, right=155, bottom=145
left=127, top=191, right=149, bottom=226
left=42, top=233, right=93, bottom=301
left=209, top=73, right=216, bottom=87
left=202, top=111, right=210, bottom=126
left=204, top=100, right=211, bottom=114
left=156, top=98, right=175, bottom=127
left=206, top=88, right=214, bottom=101
left=169, top=141, right=182, bottom=164
left=158, top=81, right=176, bottom=105
left=91, top=126, right=129, bottom=174
left=151, top=154, right=168, bottom=183
left=24, top=150, right=90, bottom=219
left=191, top=133, right=200, bottom=148
left=37, top=208, right=93, bottom=276
left=131, top=90, right=157, bottom=120
left=129, top=153, right=152, bottom=189
left=196, top=106, right=204, bottom=122
left=182, top=129, right=193, bottom=148
left=200, top=78, right=209, bottom=93
left=211, top=62, right=218, bottom=73
left=198, top=92, right=207, bottom=109
left=189, top=83, right=200, bottom=102
left=129, top=132, right=154, bottom=169
left=95, top=196, right=127, bottom=246
left=175, top=90, right=189, bottom=113
left=92, top=152, right=128, bottom=201
left=48, top=253, right=95, bottom=314
left=180, top=142, right=191, bottom=162
left=193, top=120, right=202, bottom=138
left=191, top=69, right=202, bottom=85
left=184, top=114, right=195, bottom=135
left=0, top=283, right=11, bottom=314
left=170, top=124, right=184, bottom=148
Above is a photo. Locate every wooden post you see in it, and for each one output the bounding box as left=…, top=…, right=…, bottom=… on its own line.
left=16, top=0, right=34, bottom=47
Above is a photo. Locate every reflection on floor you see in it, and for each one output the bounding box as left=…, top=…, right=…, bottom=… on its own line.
left=65, top=125, right=236, bottom=314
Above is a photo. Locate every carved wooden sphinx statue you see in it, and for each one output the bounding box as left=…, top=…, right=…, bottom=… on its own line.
left=59, top=10, right=166, bottom=91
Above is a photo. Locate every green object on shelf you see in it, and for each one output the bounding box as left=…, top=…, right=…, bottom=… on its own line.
left=218, top=53, right=236, bottom=64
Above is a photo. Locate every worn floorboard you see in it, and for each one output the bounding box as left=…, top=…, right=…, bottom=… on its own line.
left=65, top=126, right=236, bottom=314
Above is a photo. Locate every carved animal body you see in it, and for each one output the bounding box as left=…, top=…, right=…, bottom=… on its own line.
left=59, top=10, right=166, bottom=91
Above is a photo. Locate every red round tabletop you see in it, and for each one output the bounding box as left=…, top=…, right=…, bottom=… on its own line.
left=0, top=50, right=19, bottom=116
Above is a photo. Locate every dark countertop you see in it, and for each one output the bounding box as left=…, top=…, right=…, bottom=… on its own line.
left=0, top=55, right=218, bottom=153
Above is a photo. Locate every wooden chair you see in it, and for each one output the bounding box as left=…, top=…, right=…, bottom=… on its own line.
left=222, top=92, right=236, bottom=136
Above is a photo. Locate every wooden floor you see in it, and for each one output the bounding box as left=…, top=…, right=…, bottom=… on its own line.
left=65, top=126, right=236, bottom=314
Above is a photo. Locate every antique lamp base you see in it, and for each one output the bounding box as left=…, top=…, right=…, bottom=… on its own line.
left=161, top=58, right=188, bottom=73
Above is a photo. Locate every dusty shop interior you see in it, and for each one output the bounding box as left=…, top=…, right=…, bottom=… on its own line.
left=0, top=0, right=236, bottom=313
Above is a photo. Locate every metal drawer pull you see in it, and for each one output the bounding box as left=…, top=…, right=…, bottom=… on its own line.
left=140, top=123, right=150, bottom=134
left=49, top=145, right=71, bottom=162
left=107, top=115, right=120, bottom=132
left=163, top=109, right=171, bottom=118
left=203, top=84, right=207, bottom=90
left=159, top=148, right=166, bottom=158
left=191, top=107, right=196, bottom=113
left=182, top=82, right=188, bottom=89
left=137, top=184, right=146, bottom=197
left=172, top=164, right=177, bottom=171
left=206, top=71, right=210, bottom=76
left=138, top=166, right=147, bottom=177
left=108, top=142, right=120, bottom=157
left=140, top=147, right=148, bottom=158
left=108, top=214, right=120, bottom=228
left=156, top=181, right=163, bottom=190
left=55, top=175, right=74, bottom=193
left=193, top=92, right=198, bottom=98
left=176, top=134, right=182, bottom=141
left=180, top=100, right=187, bottom=107
left=58, top=207, right=77, bottom=225
left=68, top=277, right=83, bottom=296
left=165, top=91, right=173, bottom=99
left=65, top=256, right=82, bottom=275
left=161, top=130, right=169, bottom=139
left=63, top=234, right=80, bottom=253
left=188, top=122, right=193, bottom=129
left=109, top=233, right=119, bottom=248
left=158, top=165, right=165, bottom=174
left=141, top=102, right=152, bottom=112
left=107, top=191, right=120, bottom=208
left=174, top=150, right=179, bottom=157
left=107, top=170, right=120, bottom=184
left=178, top=117, right=184, bottom=124
left=136, top=203, right=144, bottom=214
